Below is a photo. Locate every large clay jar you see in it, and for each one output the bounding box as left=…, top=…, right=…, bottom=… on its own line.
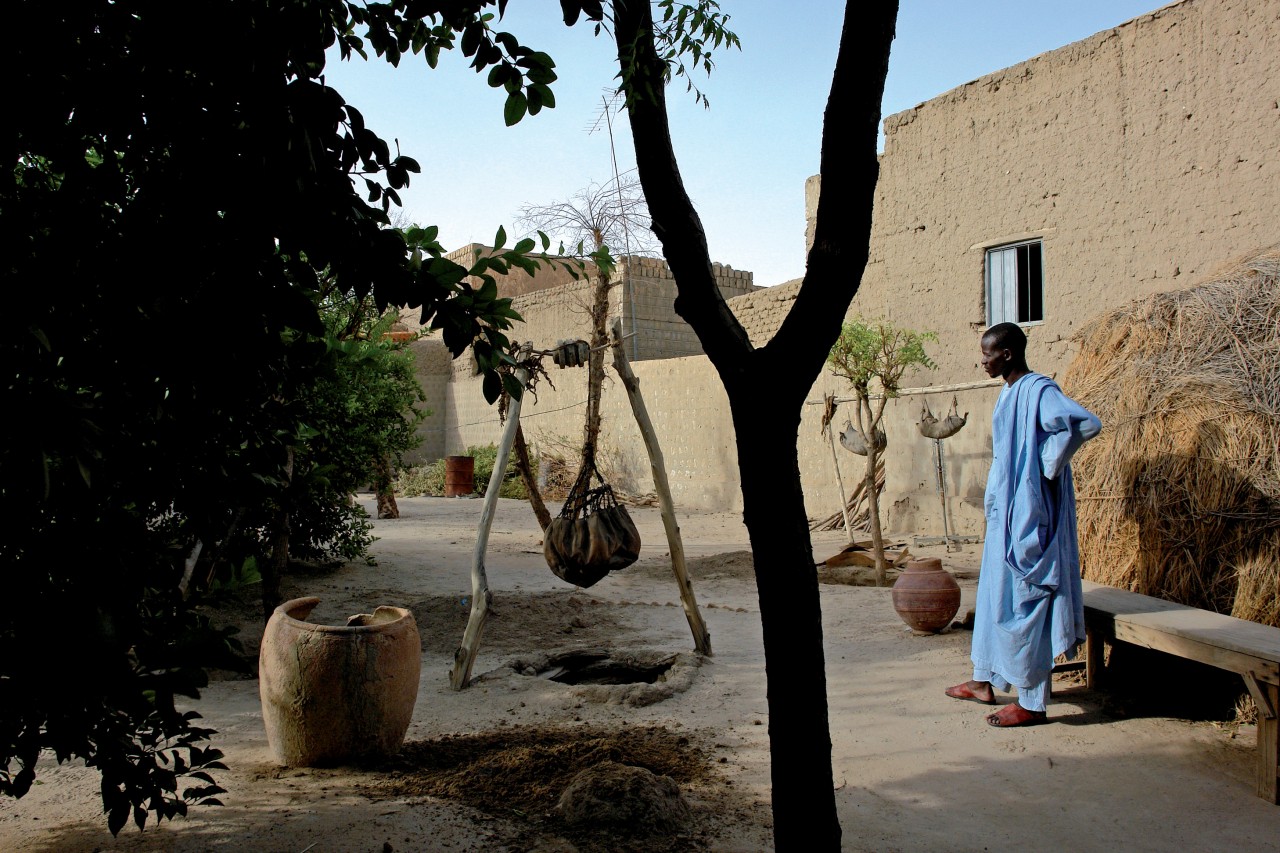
left=259, top=597, right=421, bottom=766
left=891, top=557, right=961, bottom=633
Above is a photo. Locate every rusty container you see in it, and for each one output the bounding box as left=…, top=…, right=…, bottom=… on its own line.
left=443, top=455, right=474, bottom=497
left=891, top=557, right=961, bottom=633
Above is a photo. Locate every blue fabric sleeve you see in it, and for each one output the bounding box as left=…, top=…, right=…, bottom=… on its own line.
left=1037, top=386, right=1102, bottom=481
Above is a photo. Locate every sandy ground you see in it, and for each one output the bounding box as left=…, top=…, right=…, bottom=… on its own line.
left=3, top=496, right=1279, bottom=852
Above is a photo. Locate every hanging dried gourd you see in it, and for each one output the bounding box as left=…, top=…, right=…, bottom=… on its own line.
left=918, top=396, right=968, bottom=440
left=543, top=461, right=641, bottom=588
left=839, top=420, right=887, bottom=456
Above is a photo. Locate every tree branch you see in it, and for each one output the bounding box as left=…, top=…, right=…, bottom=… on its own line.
left=611, top=1, right=752, bottom=380
left=767, top=4, right=898, bottom=388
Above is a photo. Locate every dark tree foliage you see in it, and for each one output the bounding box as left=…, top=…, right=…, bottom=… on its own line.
left=2, top=0, right=567, bottom=833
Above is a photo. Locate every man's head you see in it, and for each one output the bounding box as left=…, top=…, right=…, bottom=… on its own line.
left=980, top=322, right=1029, bottom=380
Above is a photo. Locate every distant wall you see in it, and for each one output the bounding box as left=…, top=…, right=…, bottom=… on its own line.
left=422, top=255, right=760, bottom=463
left=621, top=257, right=757, bottom=361
left=403, top=338, right=453, bottom=466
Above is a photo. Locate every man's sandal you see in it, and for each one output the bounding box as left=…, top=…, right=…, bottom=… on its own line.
left=985, top=703, right=1046, bottom=727
left=944, top=681, right=996, bottom=705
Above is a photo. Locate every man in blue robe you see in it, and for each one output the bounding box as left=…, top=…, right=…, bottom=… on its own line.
left=946, top=323, right=1102, bottom=727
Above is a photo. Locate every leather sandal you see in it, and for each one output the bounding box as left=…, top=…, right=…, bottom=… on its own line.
left=944, top=681, right=996, bottom=705
left=985, top=702, right=1047, bottom=727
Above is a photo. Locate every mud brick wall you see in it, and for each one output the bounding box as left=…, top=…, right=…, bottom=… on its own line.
left=619, top=257, right=758, bottom=361
left=444, top=243, right=582, bottom=298
left=403, top=338, right=455, bottom=466
left=802, top=0, right=1280, bottom=536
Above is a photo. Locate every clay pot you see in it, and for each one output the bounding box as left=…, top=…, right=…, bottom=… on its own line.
left=259, top=597, right=421, bottom=766
left=891, top=557, right=961, bottom=633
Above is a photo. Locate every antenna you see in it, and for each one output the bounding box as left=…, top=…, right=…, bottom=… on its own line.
left=591, top=88, right=640, bottom=360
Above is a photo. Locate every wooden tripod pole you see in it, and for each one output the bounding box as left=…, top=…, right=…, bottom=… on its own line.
left=450, top=365, right=530, bottom=689
left=824, top=407, right=855, bottom=544
left=609, top=320, right=712, bottom=655
left=935, top=437, right=953, bottom=553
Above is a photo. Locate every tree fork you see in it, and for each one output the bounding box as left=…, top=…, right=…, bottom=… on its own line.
left=610, top=1, right=898, bottom=847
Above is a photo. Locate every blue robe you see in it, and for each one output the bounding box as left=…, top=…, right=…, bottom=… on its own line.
left=971, top=373, right=1102, bottom=689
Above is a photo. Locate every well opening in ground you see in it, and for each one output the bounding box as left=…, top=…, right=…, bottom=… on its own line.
left=540, top=650, right=676, bottom=685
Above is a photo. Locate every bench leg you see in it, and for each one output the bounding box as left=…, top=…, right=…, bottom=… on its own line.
left=1256, top=680, right=1279, bottom=804
left=1085, top=622, right=1104, bottom=691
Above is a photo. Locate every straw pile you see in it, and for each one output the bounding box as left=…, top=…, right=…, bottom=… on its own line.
left=1061, top=245, right=1280, bottom=627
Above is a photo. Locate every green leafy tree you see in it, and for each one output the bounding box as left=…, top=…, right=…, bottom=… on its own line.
left=236, top=299, right=430, bottom=619
left=2, top=0, right=568, bottom=833
left=827, top=320, right=937, bottom=585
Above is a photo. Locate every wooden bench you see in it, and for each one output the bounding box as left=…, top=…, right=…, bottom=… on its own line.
left=1076, top=580, right=1280, bottom=803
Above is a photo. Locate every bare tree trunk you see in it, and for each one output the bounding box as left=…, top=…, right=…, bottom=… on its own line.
left=611, top=2, right=897, bottom=847
left=858, top=397, right=888, bottom=586
left=513, top=424, right=551, bottom=530
left=581, top=263, right=612, bottom=470
left=374, top=455, right=399, bottom=519
left=864, top=446, right=888, bottom=586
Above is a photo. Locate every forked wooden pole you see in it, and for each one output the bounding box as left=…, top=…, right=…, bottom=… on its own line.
left=609, top=320, right=712, bottom=656
left=450, top=365, right=530, bottom=689
left=825, top=419, right=855, bottom=544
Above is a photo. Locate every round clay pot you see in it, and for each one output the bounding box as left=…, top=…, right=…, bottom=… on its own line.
left=891, top=557, right=961, bottom=633
left=259, top=597, right=421, bottom=766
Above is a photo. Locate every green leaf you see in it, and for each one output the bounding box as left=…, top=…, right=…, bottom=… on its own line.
left=532, top=83, right=556, bottom=110
left=482, top=370, right=501, bottom=404
left=492, top=225, right=507, bottom=251
left=528, top=51, right=556, bottom=70
left=460, top=23, right=481, bottom=57
left=503, top=91, right=528, bottom=126
left=108, top=802, right=128, bottom=836
left=526, top=65, right=557, bottom=85
left=508, top=254, right=536, bottom=275
left=502, top=372, right=525, bottom=401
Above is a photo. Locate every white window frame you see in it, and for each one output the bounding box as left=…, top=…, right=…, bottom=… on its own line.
left=985, top=239, right=1044, bottom=326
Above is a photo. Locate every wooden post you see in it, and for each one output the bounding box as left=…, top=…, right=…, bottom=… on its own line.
left=450, top=366, right=530, bottom=689
left=1246, top=674, right=1278, bottom=803
left=609, top=320, right=711, bottom=656
left=824, top=401, right=855, bottom=545
left=934, top=438, right=952, bottom=553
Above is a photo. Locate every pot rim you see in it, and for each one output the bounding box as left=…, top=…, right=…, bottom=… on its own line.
left=271, top=596, right=415, bottom=634
left=902, top=557, right=946, bottom=573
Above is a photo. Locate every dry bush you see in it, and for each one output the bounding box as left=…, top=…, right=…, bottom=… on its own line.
left=530, top=431, right=657, bottom=507
left=1062, top=244, right=1280, bottom=626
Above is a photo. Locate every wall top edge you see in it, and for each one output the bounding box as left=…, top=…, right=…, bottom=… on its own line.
left=878, top=0, right=1189, bottom=132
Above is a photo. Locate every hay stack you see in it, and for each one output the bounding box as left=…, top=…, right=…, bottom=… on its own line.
left=1062, top=245, right=1280, bottom=627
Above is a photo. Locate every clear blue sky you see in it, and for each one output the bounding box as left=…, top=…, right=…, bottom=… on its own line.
left=322, top=1, right=1171, bottom=288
